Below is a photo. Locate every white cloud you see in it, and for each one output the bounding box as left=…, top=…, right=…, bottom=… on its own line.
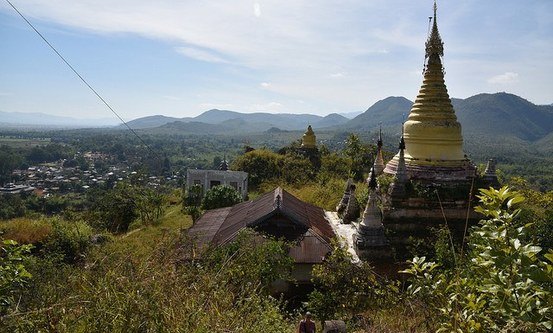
left=330, top=72, right=346, bottom=78
left=0, top=1, right=423, bottom=72
left=488, top=72, right=519, bottom=84
left=2, top=1, right=551, bottom=114
left=253, top=3, right=261, bottom=18
left=175, top=47, right=228, bottom=63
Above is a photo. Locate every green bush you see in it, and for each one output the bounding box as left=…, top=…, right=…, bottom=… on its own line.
left=403, top=187, right=553, bottom=332
left=89, top=183, right=165, bottom=232
left=0, top=240, right=33, bottom=314
left=201, top=185, right=242, bottom=210
left=309, top=241, right=398, bottom=323
left=232, top=149, right=282, bottom=188
left=44, top=219, right=93, bottom=263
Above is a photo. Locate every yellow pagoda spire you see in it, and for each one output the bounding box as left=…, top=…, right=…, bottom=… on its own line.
left=301, top=125, right=317, bottom=149
left=384, top=1, right=474, bottom=181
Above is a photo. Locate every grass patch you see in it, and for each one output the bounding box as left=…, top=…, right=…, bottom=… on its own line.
left=0, top=217, right=52, bottom=244
left=0, top=136, right=50, bottom=148
left=110, top=204, right=192, bottom=260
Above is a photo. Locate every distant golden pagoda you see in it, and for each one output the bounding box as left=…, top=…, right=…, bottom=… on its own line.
left=384, top=1, right=475, bottom=181
left=301, top=125, right=317, bottom=149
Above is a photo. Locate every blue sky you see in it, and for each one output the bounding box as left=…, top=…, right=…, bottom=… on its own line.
left=0, top=0, right=552, bottom=121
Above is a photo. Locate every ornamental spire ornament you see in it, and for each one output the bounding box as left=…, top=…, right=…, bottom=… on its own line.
left=425, top=0, right=444, bottom=63
left=370, top=124, right=385, bottom=177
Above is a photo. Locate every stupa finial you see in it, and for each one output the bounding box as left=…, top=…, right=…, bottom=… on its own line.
left=399, top=123, right=406, bottom=150
left=377, top=123, right=383, bottom=148
left=425, top=0, right=444, bottom=62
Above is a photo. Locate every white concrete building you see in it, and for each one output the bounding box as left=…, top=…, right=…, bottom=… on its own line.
left=186, top=169, right=248, bottom=199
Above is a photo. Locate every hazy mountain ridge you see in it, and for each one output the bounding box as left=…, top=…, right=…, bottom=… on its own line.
left=0, top=110, right=120, bottom=128
left=3, top=93, right=550, bottom=142
left=127, top=109, right=350, bottom=131
left=122, top=115, right=188, bottom=129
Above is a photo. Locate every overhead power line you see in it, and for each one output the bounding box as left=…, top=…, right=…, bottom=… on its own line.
left=5, top=0, right=160, bottom=160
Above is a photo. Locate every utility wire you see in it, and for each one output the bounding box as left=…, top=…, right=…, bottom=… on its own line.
left=5, top=0, right=160, bottom=160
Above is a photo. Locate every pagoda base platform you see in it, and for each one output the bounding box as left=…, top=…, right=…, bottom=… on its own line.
left=384, top=157, right=476, bottom=182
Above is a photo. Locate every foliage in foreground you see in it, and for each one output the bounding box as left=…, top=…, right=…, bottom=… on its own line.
left=1, top=230, right=294, bottom=332
left=309, top=242, right=399, bottom=325
left=0, top=240, right=33, bottom=314
left=403, top=186, right=553, bottom=332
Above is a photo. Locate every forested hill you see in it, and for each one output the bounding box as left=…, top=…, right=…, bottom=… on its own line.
left=125, top=109, right=349, bottom=131
left=343, top=93, right=553, bottom=142
left=343, top=96, right=412, bottom=130
left=453, top=93, right=553, bottom=141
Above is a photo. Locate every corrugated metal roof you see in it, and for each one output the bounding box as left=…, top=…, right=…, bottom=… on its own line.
left=188, top=187, right=336, bottom=263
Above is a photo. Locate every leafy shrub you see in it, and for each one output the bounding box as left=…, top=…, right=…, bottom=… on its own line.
left=403, top=187, right=553, bottom=332
left=44, top=219, right=93, bottom=263
left=206, top=229, right=294, bottom=288
left=183, top=184, right=202, bottom=208
left=183, top=205, right=202, bottom=223
left=90, top=182, right=165, bottom=232
left=201, top=185, right=242, bottom=210
left=0, top=240, right=33, bottom=313
left=309, top=242, right=398, bottom=323
left=232, top=149, right=282, bottom=188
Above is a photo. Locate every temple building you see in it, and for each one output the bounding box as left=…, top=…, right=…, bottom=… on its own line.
left=383, top=2, right=475, bottom=182
left=353, top=2, right=497, bottom=262
left=296, top=124, right=321, bottom=169
left=188, top=187, right=336, bottom=285
left=301, top=125, right=317, bottom=149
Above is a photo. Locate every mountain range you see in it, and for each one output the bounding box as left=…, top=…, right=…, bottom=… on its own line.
left=133, top=93, right=553, bottom=143
left=123, top=110, right=350, bottom=131
left=341, top=93, right=552, bottom=142
left=2, top=93, right=551, bottom=143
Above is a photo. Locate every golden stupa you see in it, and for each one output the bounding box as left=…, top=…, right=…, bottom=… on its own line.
left=384, top=2, right=475, bottom=181
left=301, top=125, right=317, bottom=149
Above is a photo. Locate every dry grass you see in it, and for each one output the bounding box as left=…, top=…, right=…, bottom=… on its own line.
left=0, top=217, right=52, bottom=244
left=355, top=304, right=436, bottom=332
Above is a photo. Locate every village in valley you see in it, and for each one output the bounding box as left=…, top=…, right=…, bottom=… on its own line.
left=1, top=1, right=552, bottom=332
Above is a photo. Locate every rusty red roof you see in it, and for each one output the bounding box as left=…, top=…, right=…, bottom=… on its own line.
left=188, top=187, right=336, bottom=263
